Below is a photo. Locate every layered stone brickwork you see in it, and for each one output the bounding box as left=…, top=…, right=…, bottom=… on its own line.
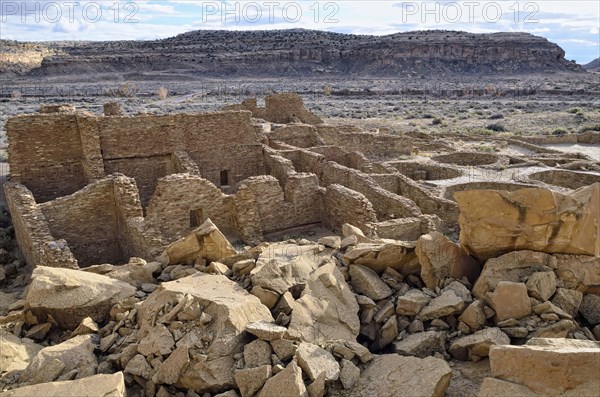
left=317, top=125, right=413, bottom=157
left=224, top=93, right=323, bottom=125
left=7, top=110, right=264, bottom=205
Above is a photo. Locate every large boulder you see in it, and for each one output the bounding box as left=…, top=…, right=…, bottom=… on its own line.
left=288, top=262, right=360, bottom=344
left=455, top=184, right=599, bottom=261
left=347, top=354, right=452, bottom=397
left=138, top=273, right=273, bottom=393
left=158, top=219, right=237, bottom=265
left=488, top=338, right=600, bottom=396
left=416, top=232, right=481, bottom=288
left=0, top=372, right=126, bottom=397
left=25, top=266, right=136, bottom=329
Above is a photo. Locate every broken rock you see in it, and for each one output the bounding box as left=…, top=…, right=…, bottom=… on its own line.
left=0, top=372, right=126, bottom=397
left=295, top=342, right=340, bottom=381
left=158, top=219, right=237, bottom=265
left=449, top=328, right=510, bottom=362
left=417, top=290, right=466, bottom=321
left=288, top=262, right=360, bottom=344
left=488, top=281, right=531, bottom=321
left=489, top=338, right=600, bottom=396
left=258, top=360, right=307, bottom=397
left=25, top=266, right=136, bottom=329
left=348, top=264, right=392, bottom=300
left=348, top=354, right=451, bottom=397
left=416, top=231, right=481, bottom=288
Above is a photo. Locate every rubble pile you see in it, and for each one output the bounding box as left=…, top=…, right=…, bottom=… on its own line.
left=1, top=185, right=599, bottom=396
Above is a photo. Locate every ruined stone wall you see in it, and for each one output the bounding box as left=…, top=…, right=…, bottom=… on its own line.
left=104, top=155, right=175, bottom=208
left=38, top=178, right=124, bottom=267
left=324, top=184, right=377, bottom=237
left=370, top=174, right=459, bottom=224
left=3, top=183, right=78, bottom=269
left=96, top=111, right=264, bottom=197
left=145, top=174, right=235, bottom=243
left=7, top=110, right=265, bottom=204
left=316, top=125, right=412, bottom=156
left=235, top=174, right=323, bottom=235
left=6, top=114, right=87, bottom=202
left=268, top=124, right=324, bottom=148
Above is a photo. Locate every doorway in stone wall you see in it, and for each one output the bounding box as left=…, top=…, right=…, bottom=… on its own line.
left=190, top=208, right=204, bottom=228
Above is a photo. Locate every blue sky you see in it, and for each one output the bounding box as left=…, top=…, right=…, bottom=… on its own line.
left=1, top=1, right=599, bottom=63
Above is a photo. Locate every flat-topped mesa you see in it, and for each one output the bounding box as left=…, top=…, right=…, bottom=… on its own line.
left=2, top=30, right=583, bottom=76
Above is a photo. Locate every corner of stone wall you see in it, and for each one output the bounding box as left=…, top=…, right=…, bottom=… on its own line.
left=4, top=182, right=78, bottom=269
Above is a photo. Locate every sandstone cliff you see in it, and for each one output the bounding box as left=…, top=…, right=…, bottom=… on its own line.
left=0, top=29, right=584, bottom=77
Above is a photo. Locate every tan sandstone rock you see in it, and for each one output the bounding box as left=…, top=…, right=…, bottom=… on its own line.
left=416, top=231, right=481, bottom=288
left=139, top=273, right=273, bottom=392
left=258, top=360, right=307, bottom=397
left=158, top=219, right=237, bottom=265
left=417, top=290, right=466, bottom=321
left=0, top=330, right=42, bottom=373
left=489, top=338, right=600, bottom=396
left=295, top=342, right=340, bottom=381
left=348, top=264, right=392, bottom=300
left=0, top=372, right=126, bottom=397
left=343, top=241, right=419, bottom=274
left=472, top=250, right=556, bottom=300
left=455, top=184, right=599, bottom=261
left=25, top=266, right=136, bottom=329
left=488, top=281, right=532, bottom=321
left=288, top=262, right=360, bottom=344
left=449, top=328, right=510, bottom=361
left=348, top=354, right=452, bottom=397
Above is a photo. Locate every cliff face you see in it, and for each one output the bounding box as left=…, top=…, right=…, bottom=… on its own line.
left=0, top=29, right=584, bottom=77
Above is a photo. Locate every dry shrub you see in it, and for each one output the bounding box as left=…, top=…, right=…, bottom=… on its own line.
left=156, top=86, right=168, bottom=100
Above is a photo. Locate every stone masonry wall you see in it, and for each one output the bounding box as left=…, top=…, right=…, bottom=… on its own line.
left=317, top=125, right=413, bottom=157
left=7, top=110, right=265, bottom=204
left=38, top=178, right=124, bottom=267
left=7, top=114, right=88, bottom=202
left=324, top=184, right=377, bottom=237
left=3, top=182, right=78, bottom=269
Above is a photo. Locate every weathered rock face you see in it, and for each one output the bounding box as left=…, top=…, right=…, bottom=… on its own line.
left=158, top=219, right=237, bottom=266
left=455, top=184, right=599, bottom=261
left=138, top=273, right=273, bottom=392
left=13, top=30, right=582, bottom=77
left=348, top=354, right=452, bottom=397
left=25, top=266, right=136, bottom=329
left=0, top=372, right=126, bottom=397
left=488, top=282, right=532, bottom=321
left=416, top=231, right=481, bottom=288
left=288, top=262, right=360, bottom=344
left=488, top=338, right=600, bottom=396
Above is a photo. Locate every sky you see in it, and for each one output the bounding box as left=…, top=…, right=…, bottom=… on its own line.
left=1, top=1, right=599, bottom=64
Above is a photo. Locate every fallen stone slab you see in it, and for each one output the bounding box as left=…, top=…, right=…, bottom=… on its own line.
left=348, top=264, right=392, bottom=300
left=393, top=331, right=446, bottom=358
left=295, top=342, right=340, bottom=382
left=343, top=241, right=419, bottom=274
left=0, top=372, right=126, bottom=397
left=158, top=218, right=237, bottom=265
left=489, top=338, right=600, bottom=396
left=417, top=290, right=466, bottom=321
left=449, top=328, right=510, bottom=362
left=25, top=266, right=136, bottom=329
left=347, top=354, right=452, bottom=397
left=20, top=335, right=98, bottom=385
